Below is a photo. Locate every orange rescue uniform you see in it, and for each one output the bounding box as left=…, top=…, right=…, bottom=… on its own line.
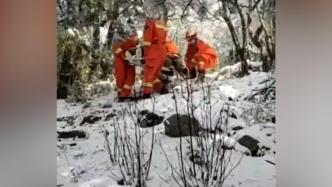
left=165, top=40, right=180, bottom=57
left=185, top=39, right=218, bottom=73
left=142, top=18, right=168, bottom=95
left=113, top=35, right=138, bottom=97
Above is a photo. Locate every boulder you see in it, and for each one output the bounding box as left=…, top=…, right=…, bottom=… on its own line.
left=164, top=114, right=200, bottom=137
left=57, top=115, right=76, bottom=126
left=104, top=112, right=117, bottom=121
left=232, top=126, right=244, bottom=131
left=139, top=112, right=164, bottom=128
left=57, top=130, right=87, bottom=139
left=238, top=135, right=261, bottom=156
left=229, top=112, right=238, bottom=119
left=80, top=115, right=102, bottom=125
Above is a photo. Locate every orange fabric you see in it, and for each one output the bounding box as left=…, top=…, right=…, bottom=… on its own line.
left=143, top=19, right=168, bottom=95
left=113, top=36, right=138, bottom=97
left=185, top=39, right=218, bottom=72
left=165, top=40, right=180, bottom=57
left=157, top=40, right=180, bottom=86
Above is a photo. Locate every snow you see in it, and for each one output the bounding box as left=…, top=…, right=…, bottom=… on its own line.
left=67, top=28, right=77, bottom=37
left=219, top=85, right=240, bottom=99
left=99, top=25, right=109, bottom=46
left=79, top=178, right=124, bottom=187
left=136, top=30, right=143, bottom=38
left=57, top=71, right=275, bottom=187
left=207, top=134, right=237, bottom=148
left=57, top=100, right=82, bottom=118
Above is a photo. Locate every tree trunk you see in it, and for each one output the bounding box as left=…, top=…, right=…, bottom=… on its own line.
left=93, top=25, right=100, bottom=50
left=221, top=0, right=249, bottom=76
left=106, top=0, right=120, bottom=49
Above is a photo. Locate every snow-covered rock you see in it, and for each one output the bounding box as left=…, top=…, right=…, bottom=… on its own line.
left=208, top=134, right=236, bottom=149
left=219, top=85, right=240, bottom=99
left=164, top=114, right=200, bottom=137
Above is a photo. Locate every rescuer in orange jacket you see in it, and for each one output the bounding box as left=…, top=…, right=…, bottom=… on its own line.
left=142, top=17, right=168, bottom=98
left=184, top=29, right=218, bottom=80
left=113, top=31, right=139, bottom=101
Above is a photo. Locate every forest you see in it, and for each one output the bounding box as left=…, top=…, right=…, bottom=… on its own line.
left=57, top=0, right=276, bottom=186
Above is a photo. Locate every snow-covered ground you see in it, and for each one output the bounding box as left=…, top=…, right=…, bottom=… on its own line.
left=57, top=71, right=275, bottom=187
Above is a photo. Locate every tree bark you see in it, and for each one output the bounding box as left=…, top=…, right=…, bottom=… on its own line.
left=221, top=0, right=249, bottom=76
left=106, top=0, right=120, bottom=49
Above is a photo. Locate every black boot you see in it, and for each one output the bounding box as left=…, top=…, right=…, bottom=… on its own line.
left=189, top=69, right=197, bottom=79
left=159, top=86, right=169, bottom=95
left=140, top=93, right=152, bottom=100
left=117, top=97, right=127, bottom=102
left=117, top=97, right=136, bottom=102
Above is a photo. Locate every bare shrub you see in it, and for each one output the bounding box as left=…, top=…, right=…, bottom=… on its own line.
left=104, top=100, right=157, bottom=187
left=161, top=79, right=244, bottom=187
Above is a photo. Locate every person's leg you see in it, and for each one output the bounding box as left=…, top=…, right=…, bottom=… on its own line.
left=188, top=68, right=197, bottom=79
left=185, top=59, right=198, bottom=79
left=153, top=78, right=163, bottom=93
left=153, top=55, right=167, bottom=93
left=143, top=44, right=166, bottom=97
left=121, top=64, right=136, bottom=97
left=142, top=63, right=155, bottom=97
left=114, top=56, right=125, bottom=97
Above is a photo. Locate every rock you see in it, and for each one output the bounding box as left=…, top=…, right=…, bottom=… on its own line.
left=271, top=116, right=276, bottom=123
left=57, top=116, right=76, bottom=126
left=232, top=126, right=243, bottom=131
left=229, top=112, right=237, bottom=119
left=117, top=179, right=125, bottom=185
left=57, top=130, right=87, bottom=139
left=140, top=112, right=164, bottom=128
left=262, top=145, right=271, bottom=151
left=82, top=102, right=91, bottom=109
left=164, top=114, right=200, bottom=137
left=80, top=115, right=101, bottom=125
left=69, top=143, right=77, bottom=147
left=140, top=110, right=150, bottom=116
left=238, top=135, right=260, bottom=156
left=104, top=113, right=116, bottom=121
left=100, top=102, right=112, bottom=109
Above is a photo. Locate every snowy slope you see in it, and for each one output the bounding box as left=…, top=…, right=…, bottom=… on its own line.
left=57, top=71, right=275, bottom=187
